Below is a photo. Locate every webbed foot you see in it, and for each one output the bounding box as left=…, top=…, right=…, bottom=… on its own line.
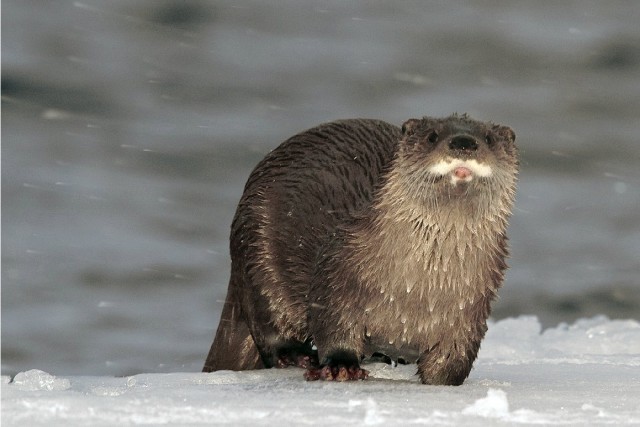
left=304, top=364, right=369, bottom=381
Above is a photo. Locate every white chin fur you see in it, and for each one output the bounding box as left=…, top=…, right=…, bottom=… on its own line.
left=428, top=158, right=492, bottom=185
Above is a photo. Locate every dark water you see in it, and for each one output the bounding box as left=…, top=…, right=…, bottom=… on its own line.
left=2, top=1, right=639, bottom=377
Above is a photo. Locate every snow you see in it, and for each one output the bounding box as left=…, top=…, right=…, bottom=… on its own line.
left=2, top=316, right=640, bottom=426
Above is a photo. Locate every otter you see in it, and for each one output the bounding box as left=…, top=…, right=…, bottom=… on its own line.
left=203, top=114, right=518, bottom=385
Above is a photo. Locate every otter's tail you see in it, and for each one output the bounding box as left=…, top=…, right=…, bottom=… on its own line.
left=203, top=282, right=263, bottom=372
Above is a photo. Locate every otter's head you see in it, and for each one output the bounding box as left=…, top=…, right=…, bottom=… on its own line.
left=376, top=114, right=519, bottom=222
left=395, top=114, right=518, bottom=201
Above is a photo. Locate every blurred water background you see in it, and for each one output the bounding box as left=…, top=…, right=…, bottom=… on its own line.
left=2, top=1, right=639, bottom=377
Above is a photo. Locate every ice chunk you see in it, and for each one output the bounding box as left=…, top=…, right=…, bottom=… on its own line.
left=462, top=388, right=509, bottom=418
left=11, top=370, right=71, bottom=391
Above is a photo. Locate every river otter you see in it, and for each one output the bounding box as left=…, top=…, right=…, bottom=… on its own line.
left=203, top=114, right=518, bottom=385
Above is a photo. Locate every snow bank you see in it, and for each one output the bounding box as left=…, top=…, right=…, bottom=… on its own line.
left=2, top=316, right=640, bottom=426
left=480, top=315, right=640, bottom=364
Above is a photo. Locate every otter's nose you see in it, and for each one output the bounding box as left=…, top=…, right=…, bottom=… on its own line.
left=449, top=135, right=478, bottom=151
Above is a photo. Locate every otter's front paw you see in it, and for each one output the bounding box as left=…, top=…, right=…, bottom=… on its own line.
left=304, top=364, right=369, bottom=381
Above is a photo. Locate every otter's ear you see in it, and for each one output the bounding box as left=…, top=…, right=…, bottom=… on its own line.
left=401, top=118, right=421, bottom=136
left=493, top=125, right=516, bottom=143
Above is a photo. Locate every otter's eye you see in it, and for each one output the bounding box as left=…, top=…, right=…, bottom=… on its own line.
left=485, top=133, right=493, bottom=145
left=427, top=131, right=438, bottom=144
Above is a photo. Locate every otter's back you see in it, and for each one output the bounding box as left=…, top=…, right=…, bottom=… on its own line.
left=230, top=119, right=400, bottom=331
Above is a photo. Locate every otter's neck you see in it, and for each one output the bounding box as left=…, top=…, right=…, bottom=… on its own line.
left=348, top=165, right=514, bottom=304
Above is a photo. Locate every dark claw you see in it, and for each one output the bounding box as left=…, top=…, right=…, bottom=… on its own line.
left=304, top=367, right=322, bottom=381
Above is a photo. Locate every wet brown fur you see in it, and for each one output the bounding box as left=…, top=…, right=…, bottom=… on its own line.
left=204, top=115, right=518, bottom=385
